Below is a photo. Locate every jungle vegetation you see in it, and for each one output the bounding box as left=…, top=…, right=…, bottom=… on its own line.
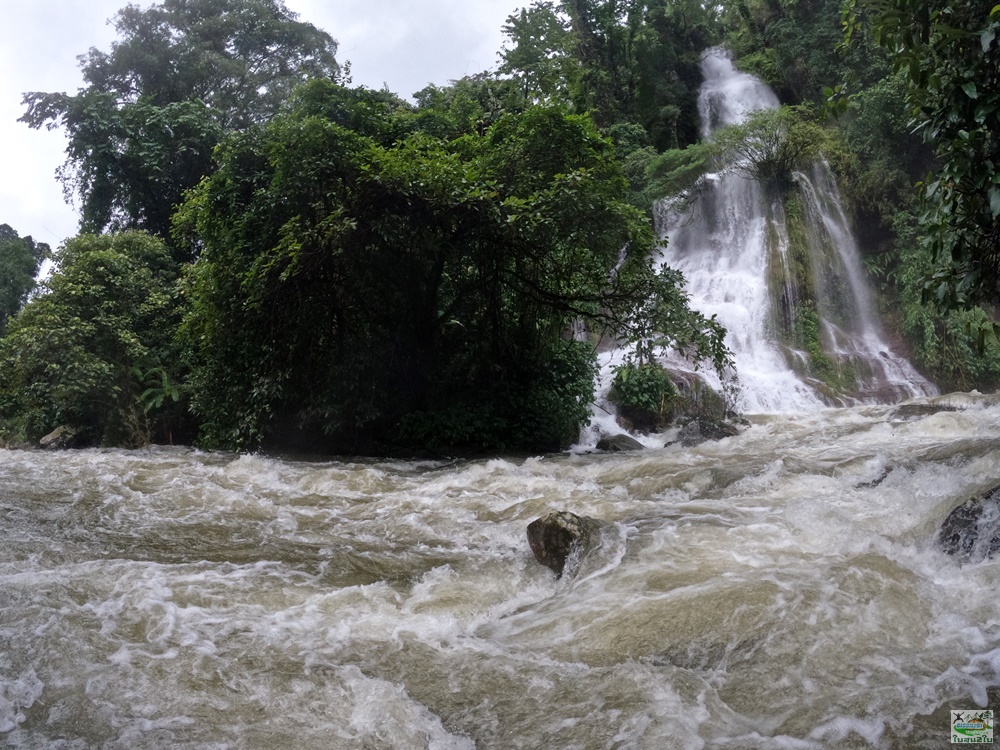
left=1, top=0, right=997, bottom=452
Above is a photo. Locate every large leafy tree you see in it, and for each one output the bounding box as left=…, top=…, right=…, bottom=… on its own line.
left=499, top=1, right=581, bottom=104
left=712, top=105, right=829, bottom=190
left=499, top=1, right=718, bottom=149
left=176, top=82, right=728, bottom=453
left=0, top=232, right=188, bottom=447
left=844, top=1, right=1000, bottom=309
left=20, top=0, right=341, bottom=241
left=0, top=224, right=49, bottom=335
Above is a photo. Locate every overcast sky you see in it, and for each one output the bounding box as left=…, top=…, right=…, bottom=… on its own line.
left=0, top=1, right=523, bottom=249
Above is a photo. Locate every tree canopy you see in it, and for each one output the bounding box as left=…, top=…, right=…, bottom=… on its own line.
left=712, top=105, right=828, bottom=190
left=0, top=232, right=188, bottom=446
left=174, top=82, right=728, bottom=453
left=499, top=0, right=719, bottom=149
left=0, top=225, right=49, bottom=335
left=20, top=0, right=341, bottom=242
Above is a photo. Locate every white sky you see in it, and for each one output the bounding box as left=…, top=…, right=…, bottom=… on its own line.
left=0, top=1, right=523, bottom=249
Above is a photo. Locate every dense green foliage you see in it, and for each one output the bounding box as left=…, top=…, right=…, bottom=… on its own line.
left=0, top=225, right=49, bottom=335
left=0, top=232, right=188, bottom=446
left=20, top=0, right=340, bottom=242
left=499, top=0, right=719, bottom=149
left=7, top=0, right=1000, bottom=452
left=712, top=105, right=828, bottom=191
left=887, top=212, right=1000, bottom=392
left=499, top=2, right=581, bottom=105
left=722, top=0, right=888, bottom=105
left=845, top=0, right=1000, bottom=311
left=175, top=83, right=728, bottom=452
left=609, top=360, right=676, bottom=430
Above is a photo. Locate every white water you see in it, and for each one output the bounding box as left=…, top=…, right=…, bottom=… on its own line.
left=3, top=393, right=1000, bottom=748
left=793, top=163, right=935, bottom=402
left=649, top=48, right=935, bottom=414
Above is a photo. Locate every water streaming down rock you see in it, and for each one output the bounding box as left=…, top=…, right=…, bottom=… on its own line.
left=650, top=48, right=936, bottom=413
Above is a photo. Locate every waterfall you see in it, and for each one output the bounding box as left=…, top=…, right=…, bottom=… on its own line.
left=650, top=47, right=936, bottom=414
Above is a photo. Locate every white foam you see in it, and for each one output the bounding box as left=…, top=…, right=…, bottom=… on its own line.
left=0, top=668, right=44, bottom=733
left=3, top=399, right=1000, bottom=746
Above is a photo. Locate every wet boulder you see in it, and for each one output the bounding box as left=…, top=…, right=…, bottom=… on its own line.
left=527, top=511, right=603, bottom=577
left=596, top=434, right=644, bottom=452
left=890, top=403, right=959, bottom=421
left=937, top=486, right=1000, bottom=562
left=677, top=418, right=741, bottom=447
left=39, top=426, right=78, bottom=450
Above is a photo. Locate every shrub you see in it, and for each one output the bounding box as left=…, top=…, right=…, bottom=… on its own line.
left=609, top=361, right=677, bottom=431
left=0, top=231, right=189, bottom=446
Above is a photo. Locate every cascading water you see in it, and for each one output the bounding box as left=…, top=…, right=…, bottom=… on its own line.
left=647, top=48, right=936, bottom=414
left=792, top=162, right=935, bottom=401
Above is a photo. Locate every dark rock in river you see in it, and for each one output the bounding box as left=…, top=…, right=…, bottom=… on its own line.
left=596, top=434, right=644, bottom=452
left=938, top=486, right=1000, bottom=562
left=677, top=418, right=741, bottom=447
left=39, top=425, right=78, bottom=450
left=527, top=511, right=603, bottom=577
left=856, top=468, right=892, bottom=489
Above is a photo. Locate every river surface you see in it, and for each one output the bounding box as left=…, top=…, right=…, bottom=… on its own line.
left=3, top=392, right=1000, bottom=748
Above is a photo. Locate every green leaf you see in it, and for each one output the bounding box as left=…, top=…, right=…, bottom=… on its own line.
left=983, top=27, right=996, bottom=53
left=989, top=186, right=1000, bottom=218
left=962, top=81, right=979, bottom=99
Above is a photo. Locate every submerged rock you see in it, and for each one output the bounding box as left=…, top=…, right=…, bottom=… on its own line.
left=937, top=486, right=1000, bottom=562
left=596, top=434, right=644, bottom=452
left=856, top=468, right=892, bottom=489
left=890, top=403, right=959, bottom=421
left=677, top=418, right=741, bottom=447
left=527, top=511, right=603, bottom=577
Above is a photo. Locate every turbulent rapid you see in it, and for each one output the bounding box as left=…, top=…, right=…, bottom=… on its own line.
left=3, top=393, right=1000, bottom=748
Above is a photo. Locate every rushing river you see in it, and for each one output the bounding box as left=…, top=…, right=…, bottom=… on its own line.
left=3, top=392, right=1000, bottom=748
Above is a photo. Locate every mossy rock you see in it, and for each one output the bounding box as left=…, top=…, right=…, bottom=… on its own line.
left=609, top=362, right=676, bottom=432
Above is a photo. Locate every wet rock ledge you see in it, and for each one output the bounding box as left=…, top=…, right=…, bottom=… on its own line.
left=938, top=485, right=1000, bottom=563
left=527, top=511, right=603, bottom=577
